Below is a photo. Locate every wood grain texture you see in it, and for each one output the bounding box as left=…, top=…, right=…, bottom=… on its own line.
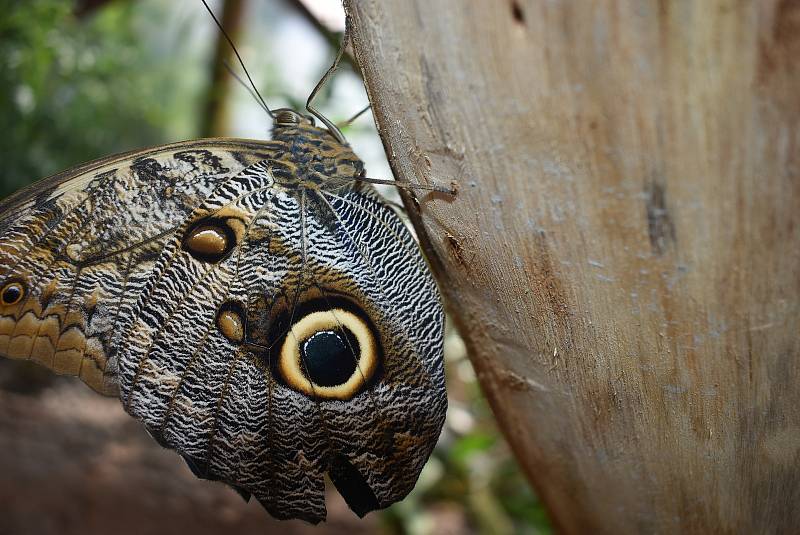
left=345, top=0, right=800, bottom=532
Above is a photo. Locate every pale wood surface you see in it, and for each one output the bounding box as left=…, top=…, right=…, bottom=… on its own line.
left=346, top=1, right=800, bottom=532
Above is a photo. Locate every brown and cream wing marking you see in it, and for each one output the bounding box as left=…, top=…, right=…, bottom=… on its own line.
left=0, top=139, right=281, bottom=395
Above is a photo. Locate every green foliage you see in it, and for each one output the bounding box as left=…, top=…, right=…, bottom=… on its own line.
left=0, top=0, right=208, bottom=197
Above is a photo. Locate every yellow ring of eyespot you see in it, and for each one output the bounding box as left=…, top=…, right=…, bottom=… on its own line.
left=0, top=282, right=25, bottom=306
left=279, top=308, right=377, bottom=401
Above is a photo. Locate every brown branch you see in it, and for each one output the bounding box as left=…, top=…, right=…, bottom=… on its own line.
left=74, top=0, right=116, bottom=17
left=201, top=0, right=246, bottom=137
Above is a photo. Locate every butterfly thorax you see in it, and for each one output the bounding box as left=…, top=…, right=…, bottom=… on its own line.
left=269, top=120, right=364, bottom=190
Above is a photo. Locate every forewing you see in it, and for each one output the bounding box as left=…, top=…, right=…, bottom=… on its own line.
left=0, top=139, right=280, bottom=395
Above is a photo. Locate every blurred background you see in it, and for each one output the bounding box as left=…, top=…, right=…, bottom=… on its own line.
left=0, top=1, right=551, bottom=533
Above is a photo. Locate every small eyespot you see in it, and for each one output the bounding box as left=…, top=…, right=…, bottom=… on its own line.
left=216, top=302, right=245, bottom=344
left=278, top=308, right=379, bottom=401
left=1, top=281, right=25, bottom=306
left=182, top=218, right=237, bottom=262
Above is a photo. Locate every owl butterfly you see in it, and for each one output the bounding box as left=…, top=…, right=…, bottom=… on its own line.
left=0, top=4, right=448, bottom=525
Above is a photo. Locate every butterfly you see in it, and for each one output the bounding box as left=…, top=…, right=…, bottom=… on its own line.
left=0, top=4, right=449, bottom=524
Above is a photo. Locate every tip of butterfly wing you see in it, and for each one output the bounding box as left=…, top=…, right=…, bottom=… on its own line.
left=227, top=484, right=252, bottom=503
left=181, top=454, right=208, bottom=478
left=327, top=454, right=381, bottom=518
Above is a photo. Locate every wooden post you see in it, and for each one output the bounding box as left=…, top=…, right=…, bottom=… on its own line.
left=346, top=1, right=800, bottom=532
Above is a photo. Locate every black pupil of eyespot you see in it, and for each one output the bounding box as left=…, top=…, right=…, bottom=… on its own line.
left=301, top=329, right=359, bottom=387
left=2, top=285, right=21, bottom=303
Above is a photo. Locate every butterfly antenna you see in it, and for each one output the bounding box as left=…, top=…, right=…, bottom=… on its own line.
left=201, top=0, right=274, bottom=119
left=222, top=60, right=272, bottom=117
left=306, top=15, right=350, bottom=144
left=340, top=104, right=371, bottom=127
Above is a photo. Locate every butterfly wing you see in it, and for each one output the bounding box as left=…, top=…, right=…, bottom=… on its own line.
left=0, top=139, right=280, bottom=395
left=116, top=170, right=447, bottom=522
left=0, top=135, right=447, bottom=523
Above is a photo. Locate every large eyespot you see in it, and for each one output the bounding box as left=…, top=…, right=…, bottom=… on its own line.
left=1, top=281, right=25, bottom=306
left=278, top=305, right=380, bottom=401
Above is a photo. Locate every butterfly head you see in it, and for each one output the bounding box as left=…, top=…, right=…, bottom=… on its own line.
left=272, top=108, right=315, bottom=128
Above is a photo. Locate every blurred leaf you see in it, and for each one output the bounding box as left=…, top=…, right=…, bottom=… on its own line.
left=0, top=0, right=209, bottom=198
left=450, top=432, right=496, bottom=466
